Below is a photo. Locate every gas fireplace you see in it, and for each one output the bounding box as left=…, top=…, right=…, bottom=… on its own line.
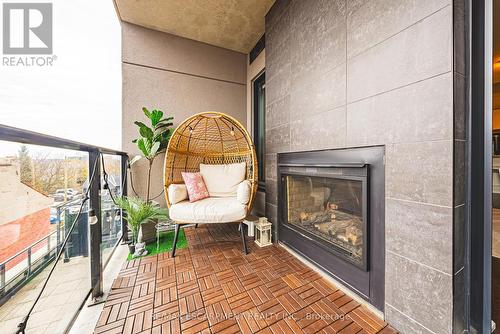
left=284, top=173, right=367, bottom=269
left=277, top=147, right=385, bottom=310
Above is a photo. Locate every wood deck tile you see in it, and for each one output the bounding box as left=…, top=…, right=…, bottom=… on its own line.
left=94, top=224, right=397, bottom=334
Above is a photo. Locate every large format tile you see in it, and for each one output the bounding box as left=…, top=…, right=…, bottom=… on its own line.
left=454, top=140, right=466, bottom=206
left=266, top=124, right=291, bottom=154
left=266, top=37, right=290, bottom=83
left=267, top=95, right=290, bottom=130
left=266, top=179, right=278, bottom=206
left=265, top=0, right=291, bottom=51
left=290, top=0, right=346, bottom=83
left=347, top=6, right=452, bottom=103
left=386, top=198, right=453, bottom=274
left=454, top=205, right=465, bottom=273
left=454, top=73, right=467, bottom=141
left=265, top=154, right=277, bottom=182
left=385, top=252, right=452, bottom=333
left=346, top=72, right=453, bottom=146
left=453, top=268, right=466, bottom=333
left=347, top=0, right=450, bottom=59
left=290, top=106, right=346, bottom=152
left=385, top=304, right=435, bottom=334
left=290, top=63, right=347, bottom=120
left=266, top=64, right=291, bottom=104
left=386, top=140, right=453, bottom=207
left=347, top=0, right=368, bottom=17
left=453, top=0, right=467, bottom=76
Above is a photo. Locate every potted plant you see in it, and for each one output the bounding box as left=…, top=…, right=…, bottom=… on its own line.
left=115, top=196, right=169, bottom=256
left=129, top=107, right=174, bottom=242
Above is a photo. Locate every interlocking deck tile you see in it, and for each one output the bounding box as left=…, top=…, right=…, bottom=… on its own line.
left=257, top=299, right=288, bottom=326
left=94, top=224, right=397, bottom=334
left=221, top=278, right=246, bottom=298
left=247, top=285, right=273, bottom=306
left=205, top=299, right=232, bottom=326
left=227, top=291, right=255, bottom=314
left=236, top=307, right=268, bottom=333
left=277, top=290, right=309, bottom=314
left=200, top=285, right=226, bottom=306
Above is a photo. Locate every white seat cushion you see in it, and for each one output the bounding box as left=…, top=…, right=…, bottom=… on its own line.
left=169, top=197, right=246, bottom=224
left=167, top=184, right=188, bottom=204
left=199, top=162, right=246, bottom=197
left=236, top=180, right=251, bottom=204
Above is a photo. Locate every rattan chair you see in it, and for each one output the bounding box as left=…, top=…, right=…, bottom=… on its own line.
left=164, top=111, right=258, bottom=256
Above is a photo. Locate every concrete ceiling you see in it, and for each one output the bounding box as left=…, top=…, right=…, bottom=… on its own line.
left=114, top=0, right=275, bottom=54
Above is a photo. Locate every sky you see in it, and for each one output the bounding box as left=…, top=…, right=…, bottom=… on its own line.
left=0, top=0, right=122, bottom=157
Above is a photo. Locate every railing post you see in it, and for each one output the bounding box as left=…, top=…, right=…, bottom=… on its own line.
left=0, top=263, right=5, bottom=295
left=89, top=150, right=103, bottom=303
left=27, top=248, right=32, bottom=277
left=47, top=234, right=51, bottom=254
left=56, top=207, right=61, bottom=253
left=120, top=154, right=129, bottom=244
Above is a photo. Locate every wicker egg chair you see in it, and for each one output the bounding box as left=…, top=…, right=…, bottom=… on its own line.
left=164, top=111, right=258, bottom=256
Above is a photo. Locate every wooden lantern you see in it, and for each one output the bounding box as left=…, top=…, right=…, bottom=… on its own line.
left=255, top=217, right=272, bottom=247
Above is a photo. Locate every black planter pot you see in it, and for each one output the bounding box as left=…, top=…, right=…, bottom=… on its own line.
left=128, top=243, right=135, bottom=254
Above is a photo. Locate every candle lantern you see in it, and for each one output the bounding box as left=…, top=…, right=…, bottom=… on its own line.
left=254, top=217, right=272, bottom=247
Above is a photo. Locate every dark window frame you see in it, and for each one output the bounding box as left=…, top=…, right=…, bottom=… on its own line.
left=253, top=72, right=265, bottom=191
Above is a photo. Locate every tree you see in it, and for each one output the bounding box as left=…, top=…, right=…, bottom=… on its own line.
left=18, top=145, right=33, bottom=186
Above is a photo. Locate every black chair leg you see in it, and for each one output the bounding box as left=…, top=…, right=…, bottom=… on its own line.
left=239, top=222, right=248, bottom=255
left=195, top=224, right=198, bottom=228
left=172, top=224, right=180, bottom=257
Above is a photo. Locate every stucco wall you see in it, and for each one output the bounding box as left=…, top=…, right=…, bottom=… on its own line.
left=121, top=23, right=247, bottom=206
left=265, top=1, right=462, bottom=333
left=0, top=159, right=53, bottom=225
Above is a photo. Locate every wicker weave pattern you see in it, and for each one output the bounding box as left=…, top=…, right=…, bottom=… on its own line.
left=164, top=112, right=258, bottom=214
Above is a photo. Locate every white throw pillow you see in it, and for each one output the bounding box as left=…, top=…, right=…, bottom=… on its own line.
left=199, top=162, right=246, bottom=197
left=236, top=180, right=251, bottom=204
left=168, top=184, right=188, bottom=204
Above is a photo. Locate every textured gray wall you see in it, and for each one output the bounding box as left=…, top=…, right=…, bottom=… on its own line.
left=122, top=23, right=246, bottom=206
left=265, top=1, right=459, bottom=332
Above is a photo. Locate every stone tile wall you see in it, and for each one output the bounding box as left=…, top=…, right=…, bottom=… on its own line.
left=265, top=1, right=464, bottom=332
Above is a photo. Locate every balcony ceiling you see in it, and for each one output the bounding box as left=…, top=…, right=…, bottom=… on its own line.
left=114, top=0, right=275, bottom=53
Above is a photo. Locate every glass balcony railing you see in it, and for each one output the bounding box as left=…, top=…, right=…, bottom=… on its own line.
left=0, top=125, right=128, bottom=334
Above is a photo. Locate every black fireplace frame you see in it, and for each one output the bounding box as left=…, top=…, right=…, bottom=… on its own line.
left=280, top=169, right=369, bottom=270
left=277, top=146, right=385, bottom=311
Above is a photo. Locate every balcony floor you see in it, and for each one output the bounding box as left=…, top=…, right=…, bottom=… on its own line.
left=94, top=224, right=396, bottom=334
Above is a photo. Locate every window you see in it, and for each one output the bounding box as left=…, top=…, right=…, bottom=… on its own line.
left=253, top=72, right=266, bottom=190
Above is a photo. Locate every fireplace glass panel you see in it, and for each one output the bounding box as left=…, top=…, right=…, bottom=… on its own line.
left=284, top=174, right=365, bottom=267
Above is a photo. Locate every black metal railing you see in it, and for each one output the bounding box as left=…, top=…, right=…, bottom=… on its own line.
left=0, top=124, right=129, bottom=314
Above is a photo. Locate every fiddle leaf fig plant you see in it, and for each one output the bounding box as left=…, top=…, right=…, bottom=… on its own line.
left=131, top=107, right=174, bottom=202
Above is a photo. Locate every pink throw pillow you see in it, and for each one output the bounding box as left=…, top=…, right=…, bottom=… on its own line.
left=181, top=172, right=209, bottom=202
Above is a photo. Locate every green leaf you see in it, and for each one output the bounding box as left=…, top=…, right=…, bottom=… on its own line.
left=135, top=121, right=153, bottom=140
left=155, top=122, right=173, bottom=130
left=129, top=155, right=142, bottom=166
left=134, top=121, right=147, bottom=127
left=150, top=109, right=164, bottom=126
left=137, top=138, right=149, bottom=157
left=150, top=141, right=160, bottom=157
left=142, top=107, right=151, bottom=118
left=139, top=125, right=154, bottom=140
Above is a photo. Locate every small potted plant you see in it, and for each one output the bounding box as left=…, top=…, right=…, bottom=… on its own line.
left=115, top=196, right=169, bottom=257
